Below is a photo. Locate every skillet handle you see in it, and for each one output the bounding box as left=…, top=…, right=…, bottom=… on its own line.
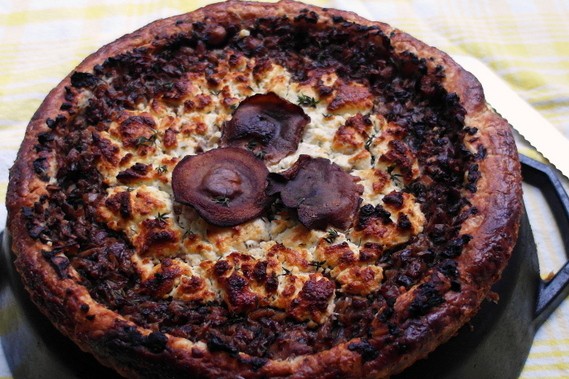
left=520, top=155, right=569, bottom=328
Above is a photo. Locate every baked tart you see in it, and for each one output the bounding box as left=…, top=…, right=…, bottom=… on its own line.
left=6, top=1, right=522, bottom=378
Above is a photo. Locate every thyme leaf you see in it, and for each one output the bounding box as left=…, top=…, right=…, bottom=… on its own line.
left=324, top=229, right=339, bottom=244
left=297, top=94, right=319, bottom=108
left=308, top=260, right=327, bottom=273
left=155, top=212, right=170, bottom=222
left=213, top=196, right=230, bottom=207
left=134, top=130, right=158, bottom=147
left=387, top=166, right=403, bottom=185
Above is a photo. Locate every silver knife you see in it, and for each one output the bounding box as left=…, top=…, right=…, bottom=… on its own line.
left=453, top=55, right=569, bottom=180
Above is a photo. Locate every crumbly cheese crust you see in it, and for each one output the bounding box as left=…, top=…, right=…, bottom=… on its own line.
left=6, top=1, right=522, bottom=378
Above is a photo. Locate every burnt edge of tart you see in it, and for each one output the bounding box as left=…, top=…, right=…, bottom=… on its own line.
left=6, top=1, right=522, bottom=378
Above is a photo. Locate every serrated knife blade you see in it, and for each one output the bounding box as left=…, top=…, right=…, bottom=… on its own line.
left=453, top=55, right=569, bottom=180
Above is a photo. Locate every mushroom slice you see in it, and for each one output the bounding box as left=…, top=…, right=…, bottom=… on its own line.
left=268, top=155, right=363, bottom=230
left=172, top=147, right=270, bottom=226
left=221, top=92, right=310, bottom=163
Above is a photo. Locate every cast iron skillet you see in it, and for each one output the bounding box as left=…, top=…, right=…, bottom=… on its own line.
left=1, top=155, right=568, bottom=379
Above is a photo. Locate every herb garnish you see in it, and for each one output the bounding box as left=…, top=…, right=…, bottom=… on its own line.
left=324, top=229, right=339, bottom=244
left=387, top=166, right=403, bottom=185
left=155, top=212, right=170, bottom=222
left=213, top=196, right=230, bottom=207
left=308, top=260, right=328, bottom=273
left=297, top=94, right=319, bottom=107
left=134, top=130, right=158, bottom=147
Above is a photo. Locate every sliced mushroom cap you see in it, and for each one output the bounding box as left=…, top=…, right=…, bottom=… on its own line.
left=172, top=147, right=270, bottom=226
left=268, top=155, right=363, bottom=230
left=221, top=93, right=310, bottom=163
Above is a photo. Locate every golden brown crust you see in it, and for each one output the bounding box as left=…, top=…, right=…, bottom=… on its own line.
left=6, top=1, right=522, bottom=378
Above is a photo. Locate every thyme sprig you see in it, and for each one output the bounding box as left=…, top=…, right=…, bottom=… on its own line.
left=134, top=129, right=158, bottom=147
left=308, top=260, right=328, bottom=273
left=213, top=196, right=230, bottom=207
left=324, top=229, right=339, bottom=244
left=297, top=94, right=319, bottom=108
left=155, top=212, right=170, bottom=222
left=387, top=165, right=403, bottom=185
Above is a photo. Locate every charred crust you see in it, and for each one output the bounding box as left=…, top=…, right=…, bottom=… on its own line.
left=348, top=340, right=379, bottom=362
left=117, top=162, right=151, bottom=183
left=357, top=204, right=392, bottom=229
left=408, top=282, right=445, bottom=318
left=288, top=275, right=335, bottom=321
left=382, top=191, right=404, bottom=209
left=104, top=191, right=132, bottom=218
left=70, top=71, right=100, bottom=88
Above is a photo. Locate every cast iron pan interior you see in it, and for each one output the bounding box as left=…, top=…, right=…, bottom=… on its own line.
left=1, top=155, right=568, bottom=378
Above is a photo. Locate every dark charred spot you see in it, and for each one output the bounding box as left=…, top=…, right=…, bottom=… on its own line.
left=143, top=331, right=168, bottom=354
left=289, top=276, right=334, bottom=320
left=441, top=234, right=472, bottom=258
left=70, top=71, right=100, bottom=88
left=207, top=334, right=238, bottom=355
left=214, top=260, right=231, bottom=277
left=466, top=163, right=480, bottom=192
left=265, top=274, right=279, bottom=293
left=223, top=273, right=258, bottom=311
left=60, top=102, right=72, bottom=111
left=294, top=9, right=319, bottom=24
left=331, top=15, right=345, bottom=23
left=348, top=339, right=379, bottom=362
left=253, top=261, right=268, bottom=283
left=408, top=282, right=444, bottom=317
left=397, top=214, right=412, bottom=230
left=438, top=259, right=458, bottom=278
left=46, top=115, right=66, bottom=130
left=117, top=163, right=151, bottom=183
left=238, top=356, right=268, bottom=371
left=92, top=132, right=120, bottom=165
left=42, top=250, right=70, bottom=278
left=33, top=157, right=50, bottom=181
left=475, top=145, right=487, bottom=160
left=382, top=191, right=404, bottom=209
left=357, top=204, right=392, bottom=229
left=464, top=126, right=478, bottom=135
left=38, top=131, right=55, bottom=145
left=104, top=191, right=132, bottom=218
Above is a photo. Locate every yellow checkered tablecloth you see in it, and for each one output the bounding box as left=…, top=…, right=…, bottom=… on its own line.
left=0, top=0, right=568, bottom=378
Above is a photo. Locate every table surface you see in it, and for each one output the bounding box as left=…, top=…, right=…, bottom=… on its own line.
left=0, top=1, right=568, bottom=378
